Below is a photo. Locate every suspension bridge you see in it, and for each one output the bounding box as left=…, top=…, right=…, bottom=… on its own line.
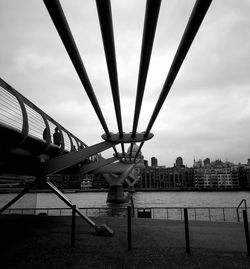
left=0, top=0, right=213, bottom=232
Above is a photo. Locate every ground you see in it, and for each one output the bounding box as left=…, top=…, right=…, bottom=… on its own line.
left=0, top=215, right=249, bottom=268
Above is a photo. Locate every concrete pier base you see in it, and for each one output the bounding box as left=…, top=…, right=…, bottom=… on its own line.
left=106, top=185, right=126, bottom=204
left=128, top=185, right=135, bottom=193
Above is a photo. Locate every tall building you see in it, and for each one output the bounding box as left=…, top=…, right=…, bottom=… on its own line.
left=203, top=158, right=210, bottom=167
left=175, top=156, right=184, bottom=167
left=151, top=157, right=158, bottom=167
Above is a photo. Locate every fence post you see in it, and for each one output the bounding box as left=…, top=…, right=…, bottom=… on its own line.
left=71, top=204, right=76, bottom=247
left=243, top=209, right=250, bottom=256
left=127, top=206, right=132, bottom=251
left=184, top=208, right=190, bottom=254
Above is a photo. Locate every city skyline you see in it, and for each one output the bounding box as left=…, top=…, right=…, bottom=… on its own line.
left=1, top=1, right=250, bottom=166
left=146, top=155, right=250, bottom=168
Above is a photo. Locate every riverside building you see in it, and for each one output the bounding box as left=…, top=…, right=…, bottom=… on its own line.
left=137, top=157, right=194, bottom=189
left=194, top=159, right=239, bottom=189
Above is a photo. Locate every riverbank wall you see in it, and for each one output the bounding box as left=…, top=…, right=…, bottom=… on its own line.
left=0, top=187, right=249, bottom=194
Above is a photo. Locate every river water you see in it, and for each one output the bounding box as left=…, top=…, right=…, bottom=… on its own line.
left=0, top=191, right=249, bottom=208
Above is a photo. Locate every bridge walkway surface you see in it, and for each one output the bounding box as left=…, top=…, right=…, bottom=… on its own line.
left=0, top=215, right=249, bottom=269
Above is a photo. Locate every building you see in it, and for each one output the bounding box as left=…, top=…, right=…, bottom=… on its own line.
left=137, top=157, right=194, bottom=189
left=204, top=158, right=210, bottom=167
left=235, top=159, right=250, bottom=188
left=80, top=175, right=93, bottom=189
left=151, top=157, right=158, bottom=167
left=194, top=159, right=239, bottom=189
left=175, top=157, right=183, bottom=167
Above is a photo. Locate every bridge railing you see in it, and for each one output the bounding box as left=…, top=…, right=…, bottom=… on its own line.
left=0, top=78, right=86, bottom=154
left=2, top=206, right=249, bottom=223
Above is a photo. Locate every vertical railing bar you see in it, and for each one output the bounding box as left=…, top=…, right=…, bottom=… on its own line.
left=127, top=206, right=132, bottom=251
left=71, top=204, right=76, bottom=247
left=184, top=208, right=190, bottom=254
left=243, top=209, right=250, bottom=256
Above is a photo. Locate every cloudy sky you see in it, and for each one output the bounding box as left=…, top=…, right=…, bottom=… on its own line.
left=1, top=0, right=250, bottom=167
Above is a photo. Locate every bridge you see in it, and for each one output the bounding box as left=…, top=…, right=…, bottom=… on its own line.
left=0, top=0, right=213, bottom=231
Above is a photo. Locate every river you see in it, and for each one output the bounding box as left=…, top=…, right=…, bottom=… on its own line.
left=0, top=191, right=249, bottom=209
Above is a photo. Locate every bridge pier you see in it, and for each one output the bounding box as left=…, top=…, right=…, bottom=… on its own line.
left=103, top=164, right=135, bottom=204
left=106, top=185, right=126, bottom=203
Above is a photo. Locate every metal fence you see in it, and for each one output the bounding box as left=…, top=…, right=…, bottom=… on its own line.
left=2, top=206, right=249, bottom=223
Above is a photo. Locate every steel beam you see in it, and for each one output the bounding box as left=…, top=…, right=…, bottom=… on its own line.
left=43, top=141, right=119, bottom=175
left=134, top=141, right=144, bottom=159
left=103, top=163, right=135, bottom=186
left=0, top=179, right=38, bottom=214
left=46, top=180, right=98, bottom=229
left=80, top=156, right=117, bottom=174
left=145, top=0, right=213, bottom=137
left=132, top=0, right=161, bottom=137
left=96, top=0, right=126, bottom=157
left=96, top=0, right=123, bottom=137
left=93, top=161, right=134, bottom=174
left=43, top=0, right=111, bottom=138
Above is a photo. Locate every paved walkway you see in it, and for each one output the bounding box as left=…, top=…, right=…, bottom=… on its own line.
left=0, top=215, right=249, bottom=268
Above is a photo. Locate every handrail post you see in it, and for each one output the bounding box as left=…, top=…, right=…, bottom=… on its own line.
left=237, top=199, right=247, bottom=222
left=71, top=204, right=76, bottom=247
left=127, top=206, right=132, bottom=251
left=243, top=209, right=250, bottom=256
left=184, top=208, right=190, bottom=254
left=223, top=208, right=225, bottom=222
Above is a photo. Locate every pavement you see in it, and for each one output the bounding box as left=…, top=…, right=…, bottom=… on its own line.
left=0, top=215, right=249, bottom=269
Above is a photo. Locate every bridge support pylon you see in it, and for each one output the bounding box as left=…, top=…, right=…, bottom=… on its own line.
left=106, top=184, right=126, bottom=204
left=103, top=164, right=135, bottom=204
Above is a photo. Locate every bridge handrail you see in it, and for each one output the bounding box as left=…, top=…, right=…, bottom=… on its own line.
left=3, top=206, right=250, bottom=223
left=0, top=77, right=87, bottom=153
left=236, top=199, right=247, bottom=222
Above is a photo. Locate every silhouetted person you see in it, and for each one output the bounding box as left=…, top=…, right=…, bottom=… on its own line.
left=43, top=128, right=47, bottom=140
left=72, top=145, right=76, bottom=151
left=53, top=127, right=61, bottom=146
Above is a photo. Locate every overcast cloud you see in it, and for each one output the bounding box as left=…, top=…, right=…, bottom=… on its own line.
left=0, top=0, right=250, bottom=167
